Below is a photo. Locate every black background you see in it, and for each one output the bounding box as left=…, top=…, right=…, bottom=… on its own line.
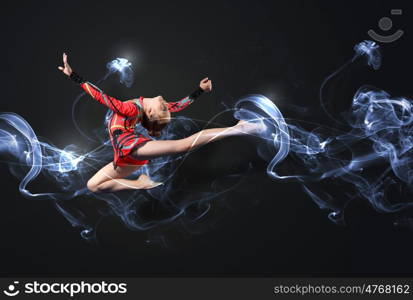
left=1, top=0, right=413, bottom=276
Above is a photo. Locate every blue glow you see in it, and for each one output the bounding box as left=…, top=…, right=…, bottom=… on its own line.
left=0, top=58, right=248, bottom=240
left=353, top=40, right=381, bottom=70
left=1, top=41, right=412, bottom=241
left=231, top=40, right=413, bottom=224
left=106, top=58, right=134, bottom=87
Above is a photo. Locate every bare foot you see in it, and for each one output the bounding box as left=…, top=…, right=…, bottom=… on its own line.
left=235, top=120, right=266, bottom=135
left=136, top=174, right=163, bottom=189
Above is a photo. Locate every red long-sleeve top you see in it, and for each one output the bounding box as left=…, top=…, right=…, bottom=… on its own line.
left=80, top=81, right=197, bottom=167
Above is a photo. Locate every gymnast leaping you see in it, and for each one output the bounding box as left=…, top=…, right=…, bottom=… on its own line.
left=58, top=53, right=261, bottom=192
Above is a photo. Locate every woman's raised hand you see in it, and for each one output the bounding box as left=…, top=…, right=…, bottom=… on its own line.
left=199, top=77, right=212, bottom=92
left=58, top=53, right=73, bottom=76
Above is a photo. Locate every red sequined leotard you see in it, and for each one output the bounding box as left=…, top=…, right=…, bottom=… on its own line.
left=76, top=80, right=203, bottom=168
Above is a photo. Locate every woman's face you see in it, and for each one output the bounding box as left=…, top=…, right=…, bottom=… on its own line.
left=147, top=96, right=170, bottom=122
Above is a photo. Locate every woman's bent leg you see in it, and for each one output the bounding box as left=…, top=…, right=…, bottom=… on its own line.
left=86, top=162, right=160, bottom=193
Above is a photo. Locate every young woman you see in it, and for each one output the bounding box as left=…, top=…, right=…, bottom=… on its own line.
left=58, top=53, right=261, bottom=192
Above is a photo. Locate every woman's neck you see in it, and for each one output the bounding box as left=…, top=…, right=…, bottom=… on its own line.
left=141, top=97, right=150, bottom=115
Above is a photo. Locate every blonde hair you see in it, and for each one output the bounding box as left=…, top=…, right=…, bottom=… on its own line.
left=141, top=109, right=171, bottom=137
left=126, top=99, right=171, bottom=137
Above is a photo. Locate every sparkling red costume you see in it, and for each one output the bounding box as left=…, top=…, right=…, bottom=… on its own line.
left=78, top=81, right=197, bottom=168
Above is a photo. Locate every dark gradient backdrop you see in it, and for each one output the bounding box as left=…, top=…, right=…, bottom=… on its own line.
left=1, top=0, right=413, bottom=276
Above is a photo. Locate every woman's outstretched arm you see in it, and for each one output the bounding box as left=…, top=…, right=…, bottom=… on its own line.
left=167, top=77, right=212, bottom=112
left=58, top=53, right=140, bottom=117
left=77, top=81, right=139, bottom=117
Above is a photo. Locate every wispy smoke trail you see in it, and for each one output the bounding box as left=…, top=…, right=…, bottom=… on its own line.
left=2, top=41, right=412, bottom=241
left=237, top=40, right=413, bottom=224
left=106, top=58, right=134, bottom=87
left=0, top=57, right=249, bottom=241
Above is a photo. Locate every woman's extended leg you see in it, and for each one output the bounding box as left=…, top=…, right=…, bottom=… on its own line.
left=86, top=162, right=161, bottom=193
left=131, top=120, right=262, bottom=160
